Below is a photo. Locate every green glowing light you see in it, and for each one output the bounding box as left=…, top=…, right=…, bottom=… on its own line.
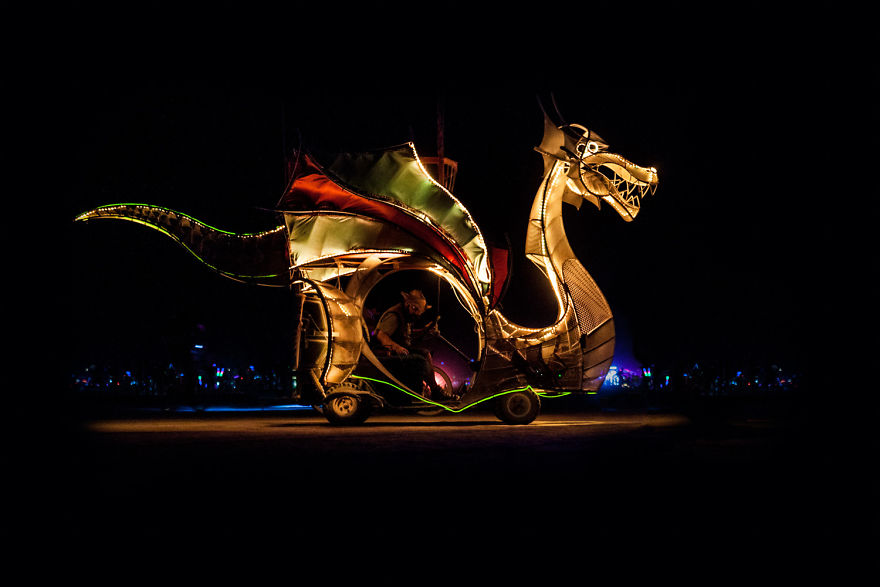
left=537, top=391, right=572, bottom=398
left=350, top=375, right=568, bottom=413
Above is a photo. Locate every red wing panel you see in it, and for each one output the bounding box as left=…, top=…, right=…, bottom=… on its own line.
left=488, top=244, right=511, bottom=310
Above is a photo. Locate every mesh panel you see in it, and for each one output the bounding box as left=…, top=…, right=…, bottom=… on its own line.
left=562, top=258, right=612, bottom=335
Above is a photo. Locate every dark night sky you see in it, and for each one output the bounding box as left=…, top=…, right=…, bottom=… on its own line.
left=37, top=3, right=861, bottom=388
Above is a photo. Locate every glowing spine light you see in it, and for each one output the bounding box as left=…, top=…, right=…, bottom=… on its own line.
left=409, top=142, right=491, bottom=286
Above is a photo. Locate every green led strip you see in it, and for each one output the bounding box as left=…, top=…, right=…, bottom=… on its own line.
left=350, top=375, right=570, bottom=413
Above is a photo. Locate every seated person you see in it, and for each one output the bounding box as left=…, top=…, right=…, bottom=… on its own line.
left=371, top=289, right=454, bottom=401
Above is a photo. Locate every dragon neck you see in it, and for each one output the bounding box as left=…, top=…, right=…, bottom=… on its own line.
left=524, top=159, right=576, bottom=323
left=490, top=159, right=613, bottom=339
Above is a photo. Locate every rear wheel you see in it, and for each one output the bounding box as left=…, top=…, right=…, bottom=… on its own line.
left=323, top=392, right=372, bottom=425
left=494, top=389, right=540, bottom=425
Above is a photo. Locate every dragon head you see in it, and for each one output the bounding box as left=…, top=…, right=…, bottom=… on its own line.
left=537, top=103, right=658, bottom=221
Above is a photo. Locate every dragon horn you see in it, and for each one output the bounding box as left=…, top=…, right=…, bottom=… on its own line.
left=549, top=92, right=567, bottom=126
left=75, top=204, right=290, bottom=286
left=536, top=93, right=563, bottom=128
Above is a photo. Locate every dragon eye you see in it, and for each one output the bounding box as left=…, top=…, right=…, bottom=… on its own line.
left=586, top=141, right=599, bottom=154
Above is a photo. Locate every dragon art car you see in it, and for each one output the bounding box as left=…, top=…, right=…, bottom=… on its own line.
left=76, top=103, right=658, bottom=424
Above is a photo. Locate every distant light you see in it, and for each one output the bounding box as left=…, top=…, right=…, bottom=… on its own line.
left=194, top=344, right=204, bottom=349
left=262, top=404, right=312, bottom=411
left=160, top=404, right=312, bottom=413
left=603, top=365, right=621, bottom=387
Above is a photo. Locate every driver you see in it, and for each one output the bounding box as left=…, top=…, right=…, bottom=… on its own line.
left=372, top=289, right=454, bottom=401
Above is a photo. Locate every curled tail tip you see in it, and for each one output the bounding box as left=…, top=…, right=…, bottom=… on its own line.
left=74, top=203, right=146, bottom=222
left=74, top=208, right=99, bottom=222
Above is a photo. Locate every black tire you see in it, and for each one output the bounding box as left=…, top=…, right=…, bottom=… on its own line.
left=494, top=389, right=540, bottom=425
left=323, top=392, right=372, bottom=425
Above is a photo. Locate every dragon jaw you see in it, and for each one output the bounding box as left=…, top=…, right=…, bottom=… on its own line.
left=574, top=151, right=658, bottom=222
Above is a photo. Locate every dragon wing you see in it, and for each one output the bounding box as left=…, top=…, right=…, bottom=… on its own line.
left=279, top=143, right=493, bottom=305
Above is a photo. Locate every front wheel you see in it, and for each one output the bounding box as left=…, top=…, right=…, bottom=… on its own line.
left=494, top=389, right=540, bottom=425
left=323, top=392, right=372, bottom=425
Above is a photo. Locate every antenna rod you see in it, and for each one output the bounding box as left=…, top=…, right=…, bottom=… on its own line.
left=436, top=95, right=446, bottom=187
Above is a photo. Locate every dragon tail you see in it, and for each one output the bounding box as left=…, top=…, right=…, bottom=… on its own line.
left=75, top=204, right=291, bottom=286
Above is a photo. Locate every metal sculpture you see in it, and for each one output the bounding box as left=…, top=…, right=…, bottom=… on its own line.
left=76, top=104, right=658, bottom=424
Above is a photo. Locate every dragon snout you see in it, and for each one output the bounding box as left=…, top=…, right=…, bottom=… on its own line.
left=577, top=153, right=658, bottom=221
